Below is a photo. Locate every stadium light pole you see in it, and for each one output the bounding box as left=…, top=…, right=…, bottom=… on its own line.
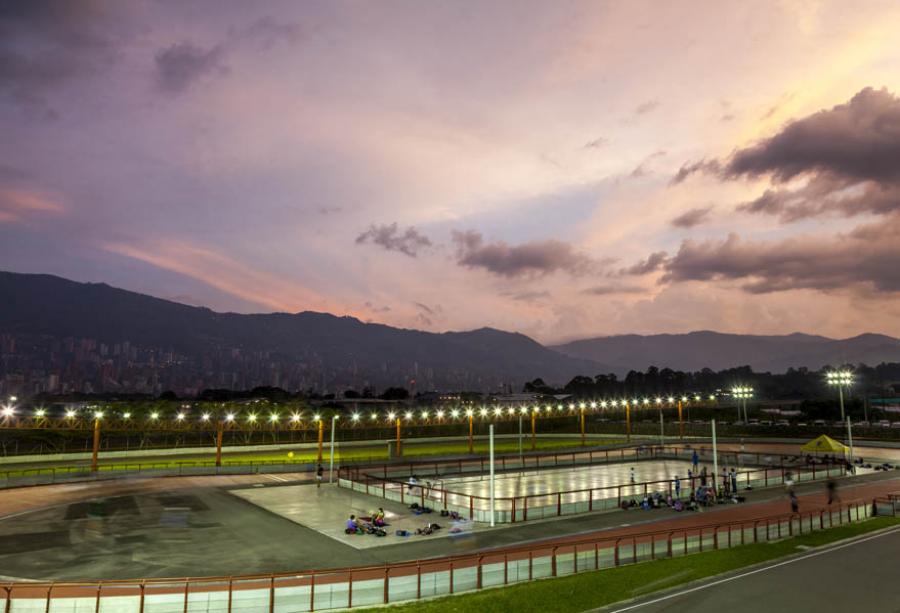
left=677, top=399, right=684, bottom=439
left=827, top=371, right=853, bottom=421
left=315, top=414, right=325, bottom=462
left=579, top=403, right=586, bottom=446
left=518, top=410, right=523, bottom=464
left=328, top=415, right=337, bottom=483
left=90, top=412, right=102, bottom=472
left=215, top=418, right=224, bottom=467
left=625, top=400, right=631, bottom=443
left=530, top=407, right=537, bottom=451
left=467, top=410, right=474, bottom=454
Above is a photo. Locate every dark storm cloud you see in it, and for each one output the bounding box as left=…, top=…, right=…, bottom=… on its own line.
left=725, top=87, right=900, bottom=183
left=0, top=0, right=125, bottom=116
left=673, top=88, right=900, bottom=221
left=154, top=43, right=227, bottom=93
left=619, top=251, right=668, bottom=276
left=355, top=223, right=432, bottom=257
left=671, top=206, right=713, bottom=228
left=660, top=214, right=900, bottom=294
left=452, top=230, right=602, bottom=278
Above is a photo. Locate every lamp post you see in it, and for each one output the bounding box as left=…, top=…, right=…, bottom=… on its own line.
left=826, top=371, right=853, bottom=422
left=328, top=415, right=337, bottom=483
left=316, top=414, right=324, bottom=462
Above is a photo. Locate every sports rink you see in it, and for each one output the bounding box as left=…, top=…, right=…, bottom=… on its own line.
left=436, top=459, right=694, bottom=500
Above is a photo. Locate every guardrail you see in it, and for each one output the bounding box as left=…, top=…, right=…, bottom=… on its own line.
left=0, top=500, right=874, bottom=613
left=873, top=492, right=900, bottom=516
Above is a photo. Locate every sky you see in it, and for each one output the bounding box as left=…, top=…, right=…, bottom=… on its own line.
left=2, top=0, right=900, bottom=343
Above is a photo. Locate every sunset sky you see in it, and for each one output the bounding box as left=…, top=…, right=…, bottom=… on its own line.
left=2, top=0, right=900, bottom=343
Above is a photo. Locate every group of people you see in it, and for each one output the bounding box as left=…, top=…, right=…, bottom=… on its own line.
left=345, top=508, right=388, bottom=535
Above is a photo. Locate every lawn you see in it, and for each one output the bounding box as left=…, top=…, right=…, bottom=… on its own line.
left=1, top=437, right=628, bottom=475
left=351, top=516, right=900, bottom=613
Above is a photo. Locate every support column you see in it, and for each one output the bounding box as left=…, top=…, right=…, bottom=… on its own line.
left=215, top=421, right=224, bottom=467
left=317, top=419, right=324, bottom=463
left=489, top=424, right=495, bottom=527
left=530, top=411, right=536, bottom=451
left=91, top=418, right=101, bottom=472
left=468, top=414, right=474, bottom=454
left=677, top=400, right=684, bottom=440
left=395, top=417, right=402, bottom=457
left=711, top=419, right=719, bottom=497
left=625, top=401, right=631, bottom=443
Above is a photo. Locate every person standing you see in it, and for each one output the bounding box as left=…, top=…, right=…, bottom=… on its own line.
left=692, top=450, right=699, bottom=472
left=826, top=479, right=839, bottom=505
left=674, top=475, right=682, bottom=499
left=316, top=463, right=324, bottom=488
left=730, top=468, right=737, bottom=494
left=630, top=467, right=636, bottom=484
left=789, top=489, right=799, bottom=513
left=722, top=467, right=729, bottom=495
left=700, top=466, right=707, bottom=487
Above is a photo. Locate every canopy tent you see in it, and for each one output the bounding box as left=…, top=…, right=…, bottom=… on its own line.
left=800, top=434, right=848, bottom=455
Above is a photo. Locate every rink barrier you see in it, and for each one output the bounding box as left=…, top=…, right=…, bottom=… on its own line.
left=0, top=500, right=875, bottom=613
left=873, top=492, right=900, bottom=516
left=338, top=445, right=847, bottom=523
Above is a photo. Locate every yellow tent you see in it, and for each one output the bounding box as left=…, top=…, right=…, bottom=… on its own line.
left=800, top=434, right=848, bottom=455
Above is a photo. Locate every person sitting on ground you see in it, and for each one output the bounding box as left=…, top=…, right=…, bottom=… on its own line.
left=673, top=498, right=684, bottom=512
left=688, top=492, right=698, bottom=511
left=373, top=508, right=386, bottom=526
left=346, top=515, right=363, bottom=534
left=407, top=475, right=418, bottom=493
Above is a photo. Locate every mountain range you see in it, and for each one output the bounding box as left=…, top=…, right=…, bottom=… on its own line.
left=1, top=270, right=899, bottom=394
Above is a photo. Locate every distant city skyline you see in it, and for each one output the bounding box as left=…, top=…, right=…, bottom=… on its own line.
left=2, top=1, right=900, bottom=343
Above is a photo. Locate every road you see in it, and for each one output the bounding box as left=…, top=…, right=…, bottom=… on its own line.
left=604, top=526, right=900, bottom=612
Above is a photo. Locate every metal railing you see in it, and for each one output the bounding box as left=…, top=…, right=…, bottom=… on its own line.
left=339, top=445, right=846, bottom=523
left=0, top=500, right=875, bottom=613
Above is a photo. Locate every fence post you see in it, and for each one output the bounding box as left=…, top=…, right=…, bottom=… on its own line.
left=551, top=547, right=558, bottom=576
left=417, top=563, right=422, bottom=599
left=383, top=568, right=389, bottom=604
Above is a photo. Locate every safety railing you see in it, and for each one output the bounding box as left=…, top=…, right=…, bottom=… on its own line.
left=339, top=445, right=846, bottom=523
left=873, top=492, right=900, bottom=517
left=338, top=443, right=839, bottom=483
left=0, top=500, right=874, bottom=613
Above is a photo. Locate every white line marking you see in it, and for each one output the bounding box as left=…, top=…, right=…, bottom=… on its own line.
left=605, top=525, right=900, bottom=612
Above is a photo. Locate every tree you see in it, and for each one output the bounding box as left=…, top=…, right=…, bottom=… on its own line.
left=380, top=387, right=409, bottom=400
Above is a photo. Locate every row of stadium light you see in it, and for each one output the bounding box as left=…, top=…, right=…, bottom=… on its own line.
left=1, top=395, right=720, bottom=422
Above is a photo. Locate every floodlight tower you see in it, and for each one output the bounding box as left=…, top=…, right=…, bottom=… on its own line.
left=826, top=370, right=853, bottom=421
left=731, top=387, right=753, bottom=423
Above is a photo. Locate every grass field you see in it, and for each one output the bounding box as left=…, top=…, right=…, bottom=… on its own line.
left=0, top=437, right=628, bottom=475
left=351, top=516, right=900, bottom=613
